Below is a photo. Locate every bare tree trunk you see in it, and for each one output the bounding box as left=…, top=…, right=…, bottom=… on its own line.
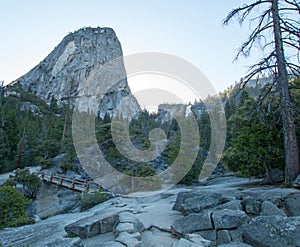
left=16, top=128, right=25, bottom=169
left=272, top=0, right=299, bottom=184
left=61, top=109, right=68, bottom=142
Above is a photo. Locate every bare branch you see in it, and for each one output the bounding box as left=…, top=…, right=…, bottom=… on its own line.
left=280, top=18, right=300, bottom=38
left=279, top=7, right=300, bottom=11
left=283, top=40, right=300, bottom=50
left=256, top=79, right=277, bottom=108
left=286, top=62, right=300, bottom=76
left=284, top=0, right=300, bottom=11
left=223, top=0, right=272, bottom=25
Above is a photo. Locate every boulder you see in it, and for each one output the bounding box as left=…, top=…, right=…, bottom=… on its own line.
left=217, top=230, right=231, bottom=245
left=240, top=187, right=298, bottom=205
left=116, top=231, right=141, bottom=247
left=114, top=222, right=135, bottom=236
left=260, top=201, right=286, bottom=216
left=173, top=191, right=226, bottom=214
left=228, top=228, right=244, bottom=243
left=284, top=193, right=300, bottom=216
left=115, top=211, right=144, bottom=235
left=292, top=174, right=300, bottom=188
left=242, top=216, right=300, bottom=247
left=242, top=196, right=262, bottom=215
left=269, top=168, right=284, bottom=183
left=213, top=200, right=243, bottom=211
left=65, top=213, right=118, bottom=239
left=212, top=209, right=248, bottom=230
left=172, top=211, right=213, bottom=235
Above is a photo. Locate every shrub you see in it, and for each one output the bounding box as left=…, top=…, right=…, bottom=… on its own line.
left=79, top=191, right=107, bottom=211
left=120, top=163, right=162, bottom=192
left=59, top=155, right=77, bottom=172
left=0, top=186, right=34, bottom=229
left=4, top=168, right=40, bottom=198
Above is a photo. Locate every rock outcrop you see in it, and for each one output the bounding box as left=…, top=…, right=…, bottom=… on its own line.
left=1, top=176, right=299, bottom=247
left=12, top=27, right=140, bottom=118
left=171, top=177, right=300, bottom=246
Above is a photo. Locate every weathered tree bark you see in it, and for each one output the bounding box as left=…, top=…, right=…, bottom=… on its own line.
left=272, top=0, right=299, bottom=184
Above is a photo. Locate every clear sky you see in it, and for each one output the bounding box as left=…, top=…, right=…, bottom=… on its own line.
left=0, top=0, right=260, bottom=96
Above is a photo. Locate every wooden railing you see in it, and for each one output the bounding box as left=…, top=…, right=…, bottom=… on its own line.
left=41, top=173, right=100, bottom=193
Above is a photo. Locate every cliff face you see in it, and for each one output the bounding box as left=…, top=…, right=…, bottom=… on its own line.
left=13, top=27, right=139, bottom=118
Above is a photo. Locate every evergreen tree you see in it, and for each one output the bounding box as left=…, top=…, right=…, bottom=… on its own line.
left=0, top=128, right=10, bottom=172
left=0, top=186, right=34, bottom=229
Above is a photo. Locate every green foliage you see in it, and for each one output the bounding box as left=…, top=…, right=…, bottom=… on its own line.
left=35, top=156, right=54, bottom=169
left=59, top=155, right=77, bottom=172
left=0, top=85, right=76, bottom=174
left=179, top=156, right=203, bottom=185
left=222, top=89, right=287, bottom=178
left=4, top=168, right=41, bottom=198
left=0, top=186, right=34, bottom=229
left=223, top=122, right=284, bottom=177
left=65, top=232, right=79, bottom=238
left=0, top=128, right=10, bottom=172
left=120, top=163, right=162, bottom=191
left=79, top=191, right=107, bottom=211
left=95, top=110, right=204, bottom=186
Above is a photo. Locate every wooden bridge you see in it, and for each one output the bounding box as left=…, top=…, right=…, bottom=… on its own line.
left=41, top=173, right=101, bottom=193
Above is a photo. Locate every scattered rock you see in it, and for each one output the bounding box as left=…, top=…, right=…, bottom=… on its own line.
left=65, top=213, right=118, bottom=239
left=260, top=201, right=286, bottom=216
left=212, top=209, right=248, bottom=230
left=184, top=233, right=212, bottom=246
left=115, top=222, right=135, bottom=236
left=242, top=216, right=300, bottom=247
left=2, top=175, right=300, bottom=246
left=171, top=238, right=204, bottom=247
left=196, top=230, right=216, bottom=243
left=141, top=227, right=178, bottom=247
left=172, top=211, right=213, bottom=235
left=44, top=237, right=83, bottom=247
left=116, top=231, right=141, bottom=247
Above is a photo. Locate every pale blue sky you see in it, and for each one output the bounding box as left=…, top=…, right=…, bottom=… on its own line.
left=0, top=0, right=259, bottom=94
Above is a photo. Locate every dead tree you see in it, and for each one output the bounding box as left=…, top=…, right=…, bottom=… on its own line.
left=224, top=0, right=300, bottom=184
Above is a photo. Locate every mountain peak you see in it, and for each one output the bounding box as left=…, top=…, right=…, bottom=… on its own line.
left=12, top=27, right=139, bottom=118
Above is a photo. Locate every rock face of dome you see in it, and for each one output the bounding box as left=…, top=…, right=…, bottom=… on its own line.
left=13, top=27, right=140, bottom=118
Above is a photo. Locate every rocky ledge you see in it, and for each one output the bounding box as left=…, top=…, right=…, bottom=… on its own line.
left=0, top=176, right=299, bottom=247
